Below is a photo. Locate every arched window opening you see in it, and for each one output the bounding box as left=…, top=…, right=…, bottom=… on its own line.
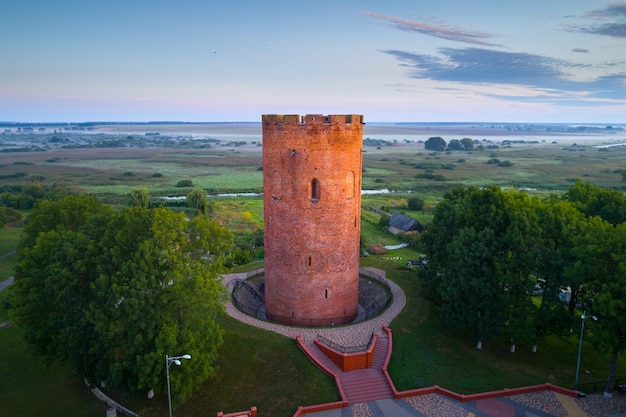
left=310, top=178, right=320, bottom=200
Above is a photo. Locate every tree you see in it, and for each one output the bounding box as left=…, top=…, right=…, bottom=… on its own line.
left=0, top=206, right=22, bottom=227
left=18, top=194, right=110, bottom=250
left=446, top=139, right=463, bottom=151
left=378, top=214, right=390, bottom=229
left=565, top=179, right=626, bottom=225
left=573, top=219, right=626, bottom=397
left=407, top=196, right=425, bottom=211
left=186, top=188, right=207, bottom=211
left=9, top=197, right=233, bottom=403
left=425, top=136, right=446, bottom=151
left=126, top=188, right=149, bottom=208
left=460, top=137, right=474, bottom=150
left=532, top=198, right=587, bottom=334
left=423, top=186, right=553, bottom=349
left=422, top=186, right=520, bottom=345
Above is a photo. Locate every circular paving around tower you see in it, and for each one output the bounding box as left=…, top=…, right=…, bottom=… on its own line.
left=223, top=267, right=406, bottom=347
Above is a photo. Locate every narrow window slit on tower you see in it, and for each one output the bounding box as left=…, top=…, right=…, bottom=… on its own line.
left=310, top=178, right=320, bottom=200
left=308, top=256, right=312, bottom=266
left=325, top=288, right=328, bottom=299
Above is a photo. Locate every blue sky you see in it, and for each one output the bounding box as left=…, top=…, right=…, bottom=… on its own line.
left=2, top=0, right=625, bottom=123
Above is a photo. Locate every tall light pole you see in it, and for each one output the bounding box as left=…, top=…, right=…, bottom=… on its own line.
left=574, top=311, right=597, bottom=392
left=166, top=354, right=191, bottom=417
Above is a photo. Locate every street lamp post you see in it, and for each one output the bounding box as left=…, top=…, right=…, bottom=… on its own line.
left=166, top=354, right=191, bottom=417
left=574, top=311, right=597, bottom=392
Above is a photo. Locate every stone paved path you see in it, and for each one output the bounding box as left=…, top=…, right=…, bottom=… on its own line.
left=0, top=277, right=14, bottom=292
left=223, top=267, right=406, bottom=347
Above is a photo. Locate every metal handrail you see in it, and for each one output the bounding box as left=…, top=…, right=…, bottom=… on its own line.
left=229, top=270, right=392, bottom=328
left=316, top=332, right=375, bottom=354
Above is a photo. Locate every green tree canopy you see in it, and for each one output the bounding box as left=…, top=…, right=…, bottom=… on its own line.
left=422, top=186, right=520, bottom=343
left=446, top=139, right=463, bottom=151
left=572, top=219, right=626, bottom=396
left=186, top=188, right=207, bottom=211
left=407, top=196, right=425, bottom=211
left=565, top=179, right=626, bottom=225
left=422, top=186, right=585, bottom=348
left=460, top=137, right=474, bottom=150
left=9, top=196, right=233, bottom=403
left=425, top=136, right=446, bottom=151
left=126, top=188, right=149, bottom=207
left=0, top=206, right=22, bottom=227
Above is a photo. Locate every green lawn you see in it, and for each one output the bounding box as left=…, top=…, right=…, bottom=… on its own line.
left=0, top=290, right=108, bottom=417
left=0, top=226, right=21, bottom=258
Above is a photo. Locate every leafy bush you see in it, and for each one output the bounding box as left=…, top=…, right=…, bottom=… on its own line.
left=416, top=173, right=446, bottom=181
left=176, top=179, right=194, bottom=187
left=407, top=196, right=425, bottom=211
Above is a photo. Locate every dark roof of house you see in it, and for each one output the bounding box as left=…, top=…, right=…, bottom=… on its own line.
left=389, top=212, right=420, bottom=231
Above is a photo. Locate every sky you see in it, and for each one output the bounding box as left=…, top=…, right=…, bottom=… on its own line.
left=1, top=0, right=625, bottom=123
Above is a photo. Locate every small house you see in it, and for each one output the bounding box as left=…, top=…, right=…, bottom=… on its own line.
left=387, top=212, right=421, bottom=235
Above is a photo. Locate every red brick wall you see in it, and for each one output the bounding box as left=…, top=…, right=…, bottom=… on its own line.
left=314, top=335, right=377, bottom=371
left=262, top=114, right=363, bottom=326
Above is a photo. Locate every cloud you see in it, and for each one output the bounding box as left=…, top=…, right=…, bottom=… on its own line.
left=572, top=48, right=589, bottom=53
left=382, top=47, right=626, bottom=104
left=362, top=12, right=501, bottom=47
left=383, top=48, right=569, bottom=86
left=566, top=2, right=626, bottom=38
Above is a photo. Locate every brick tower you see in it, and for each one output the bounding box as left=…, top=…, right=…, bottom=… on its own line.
left=262, top=114, right=363, bottom=326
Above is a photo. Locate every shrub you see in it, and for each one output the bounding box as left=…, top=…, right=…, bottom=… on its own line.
left=407, top=196, right=425, bottom=211
left=176, top=179, right=194, bottom=187
left=415, top=173, right=445, bottom=181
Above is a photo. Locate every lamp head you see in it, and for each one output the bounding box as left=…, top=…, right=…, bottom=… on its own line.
left=581, top=314, right=598, bottom=321
left=182, top=354, right=191, bottom=360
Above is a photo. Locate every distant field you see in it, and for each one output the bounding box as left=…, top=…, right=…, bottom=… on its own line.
left=1, top=123, right=625, bottom=199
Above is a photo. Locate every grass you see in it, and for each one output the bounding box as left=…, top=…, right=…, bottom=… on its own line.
left=0, top=226, right=21, bottom=257
left=176, top=315, right=338, bottom=417
left=0, top=289, right=108, bottom=417
left=113, top=312, right=340, bottom=417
